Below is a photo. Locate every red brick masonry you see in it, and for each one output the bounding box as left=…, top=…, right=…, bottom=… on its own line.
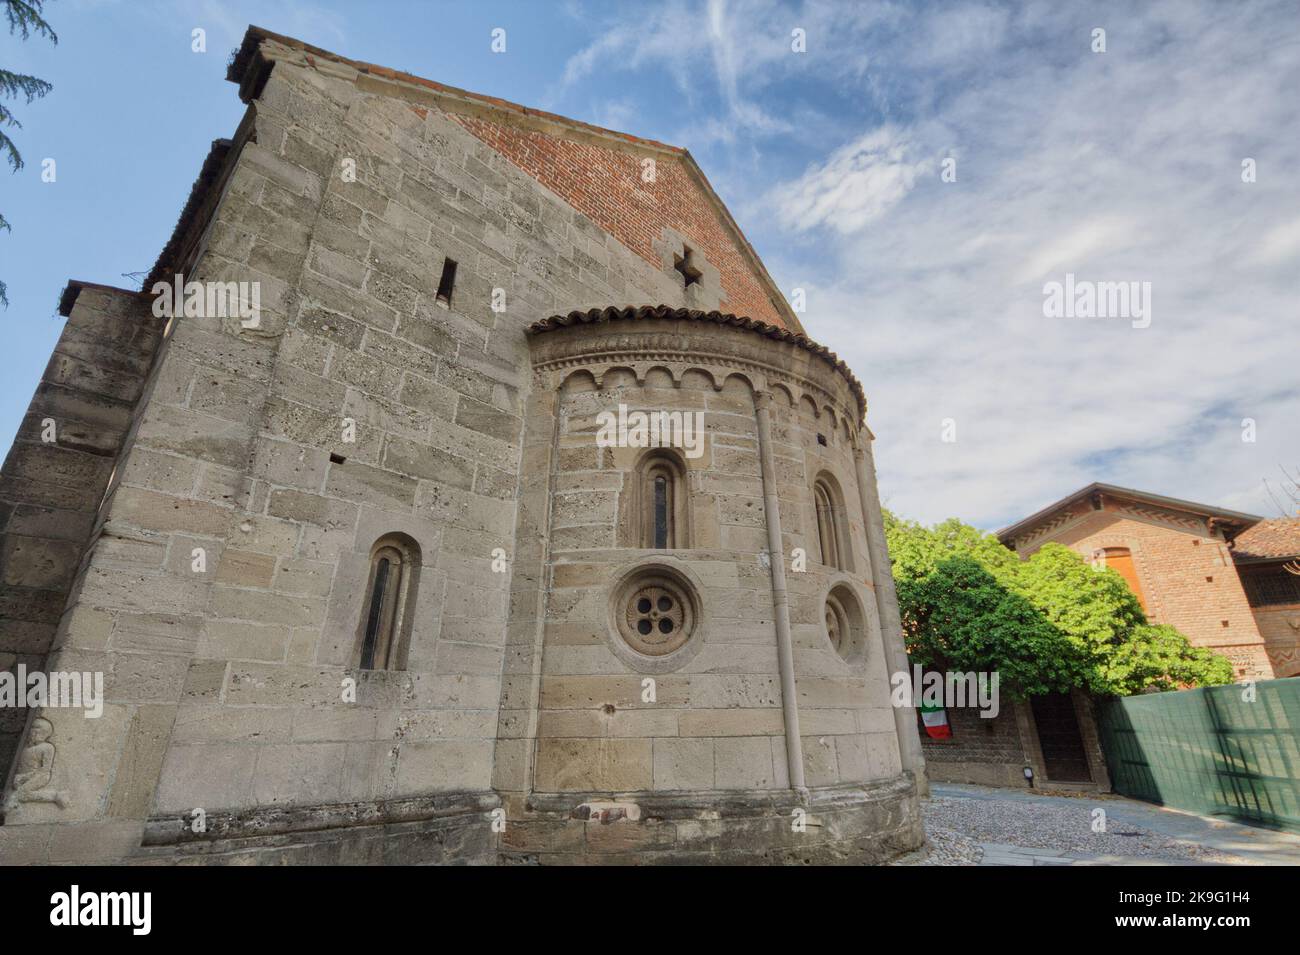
left=453, top=114, right=787, bottom=329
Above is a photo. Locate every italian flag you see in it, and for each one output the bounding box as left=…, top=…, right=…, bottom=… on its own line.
left=919, top=705, right=951, bottom=739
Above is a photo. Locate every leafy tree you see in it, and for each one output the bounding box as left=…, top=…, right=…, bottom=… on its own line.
left=1017, top=543, right=1233, bottom=693
left=899, top=556, right=1082, bottom=699
left=1013, top=542, right=1147, bottom=693
left=1, top=0, right=58, bottom=307
left=885, top=511, right=1017, bottom=583
left=1112, top=624, right=1235, bottom=692
left=885, top=510, right=1234, bottom=697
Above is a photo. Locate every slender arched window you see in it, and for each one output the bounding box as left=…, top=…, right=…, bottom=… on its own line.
left=355, top=534, right=421, bottom=670
left=653, top=473, right=670, bottom=547
left=814, top=482, right=838, bottom=567
left=637, top=450, right=689, bottom=549
left=812, top=473, right=854, bottom=572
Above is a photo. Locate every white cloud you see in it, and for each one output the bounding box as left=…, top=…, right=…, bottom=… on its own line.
left=772, top=126, right=933, bottom=233
left=1246, top=217, right=1300, bottom=267
left=1013, top=216, right=1137, bottom=286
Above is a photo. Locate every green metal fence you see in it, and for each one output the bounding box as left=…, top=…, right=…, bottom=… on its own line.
left=1096, top=678, right=1300, bottom=833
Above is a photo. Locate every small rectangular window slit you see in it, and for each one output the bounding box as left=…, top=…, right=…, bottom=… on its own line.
left=436, top=258, right=458, bottom=307
left=330, top=452, right=347, bottom=464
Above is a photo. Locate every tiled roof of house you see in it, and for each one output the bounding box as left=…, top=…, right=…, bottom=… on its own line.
left=1230, top=517, right=1300, bottom=562
left=997, top=482, right=1263, bottom=543
left=528, top=305, right=865, bottom=418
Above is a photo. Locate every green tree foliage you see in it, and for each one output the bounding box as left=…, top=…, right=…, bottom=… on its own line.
left=1, top=0, right=58, bottom=307
left=885, top=511, right=1235, bottom=697
left=900, top=556, right=1081, bottom=699
left=1112, top=623, right=1235, bottom=692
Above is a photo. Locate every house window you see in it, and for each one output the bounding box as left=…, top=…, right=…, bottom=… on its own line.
left=356, top=534, right=421, bottom=670
left=1240, top=566, right=1300, bottom=607
left=812, top=473, right=854, bottom=572
left=1096, top=546, right=1147, bottom=612
left=638, top=449, right=689, bottom=549
left=435, top=258, right=458, bottom=307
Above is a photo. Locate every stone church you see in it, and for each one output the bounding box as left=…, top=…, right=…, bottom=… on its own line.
left=0, top=27, right=926, bottom=864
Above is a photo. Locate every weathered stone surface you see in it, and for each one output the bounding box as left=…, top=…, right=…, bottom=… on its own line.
left=0, top=29, right=920, bottom=867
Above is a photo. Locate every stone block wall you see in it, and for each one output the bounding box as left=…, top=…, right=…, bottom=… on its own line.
left=922, top=691, right=1110, bottom=791
left=520, top=316, right=910, bottom=809
left=0, top=285, right=162, bottom=783
left=0, top=30, right=923, bottom=864
left=773, top=384, right=903, bottom=789
left=532, top=367, right=786, bottom=795
left=103, top=43, right=700, bottom=827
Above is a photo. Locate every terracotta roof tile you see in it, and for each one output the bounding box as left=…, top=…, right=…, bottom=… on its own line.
left=1231, top=517, right=1300, bottom=562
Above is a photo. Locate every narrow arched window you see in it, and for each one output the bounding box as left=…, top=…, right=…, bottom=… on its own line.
left=355, top=534, right=421, bottom=670
left=814, top=482, right=838, bottom=568
left=812, top=473, right=854, bottom=573
left=653, top=474, right=670, bottom=547
left=637, top=450, right=689, bottom=549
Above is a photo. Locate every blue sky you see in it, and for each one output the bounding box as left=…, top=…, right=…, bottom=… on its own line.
left=3, top=0, right=1298, bottom=529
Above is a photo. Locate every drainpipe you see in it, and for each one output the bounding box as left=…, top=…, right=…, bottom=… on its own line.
left=753, top=391, right=807, bottom=796
left=854, top=437, right=929, bottom=796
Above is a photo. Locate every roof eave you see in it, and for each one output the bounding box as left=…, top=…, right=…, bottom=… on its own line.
left=997, top=482, right=1264, bottom=543
left=529, top=305, right=862, bottom=420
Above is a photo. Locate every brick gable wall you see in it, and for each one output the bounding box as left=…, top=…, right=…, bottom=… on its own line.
left=451, top=114, right=788, bottom=329
left=1016, top=504, right=1273, bottom=679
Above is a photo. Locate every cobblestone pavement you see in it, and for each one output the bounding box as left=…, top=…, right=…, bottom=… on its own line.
left=895, top=783, right=1300, bottom=866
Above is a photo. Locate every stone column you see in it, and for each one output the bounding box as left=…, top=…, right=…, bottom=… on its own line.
left=753, top=390, right=806, bottom=794
left=853, top=439, right=928, bottom=795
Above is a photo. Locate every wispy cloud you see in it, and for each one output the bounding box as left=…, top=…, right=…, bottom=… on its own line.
left=554, top=0, right=885, bottom=144
left=772, top=126, right=933, bottom=233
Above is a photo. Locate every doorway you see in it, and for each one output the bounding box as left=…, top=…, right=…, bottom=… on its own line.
left=1030, top=692, right=1092, bottom=782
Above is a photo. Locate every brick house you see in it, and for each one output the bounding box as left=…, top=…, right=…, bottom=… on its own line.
left=919, top=483, right=1300, bottom=792
left=999, top=483, right=1297, bottom=680
left=1226, top=517, right=1300, bottom=679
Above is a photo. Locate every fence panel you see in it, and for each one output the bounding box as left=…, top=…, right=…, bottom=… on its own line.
left=1097, top=678, right=1300, bottom=832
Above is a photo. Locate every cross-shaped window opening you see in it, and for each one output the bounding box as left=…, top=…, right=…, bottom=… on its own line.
left=673, top=247, right=703, bottom=288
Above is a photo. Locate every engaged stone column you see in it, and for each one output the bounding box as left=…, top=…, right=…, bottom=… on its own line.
left=753, top=390, right=806, bottom=795
left=853, top=440, right=928, bottom=795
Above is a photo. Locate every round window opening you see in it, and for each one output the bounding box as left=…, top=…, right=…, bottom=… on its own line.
left=615, top=570, right=699, bottom=657
left=824, top=584, right=867, bottom=665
